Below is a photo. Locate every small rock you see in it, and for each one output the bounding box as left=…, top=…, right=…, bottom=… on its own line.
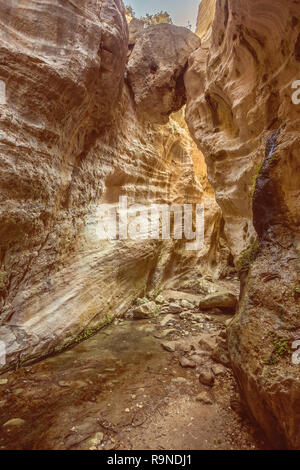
left=195, top=391, right=213, bottom=405
left=189, top=354, right=207, bottom=366
left=179, top=357, right=196, bottom=368
left=198, top=292, right=237, bottom=310
left=156, top=295, right=165, bottom=304
left=198, top=335, right=216, bottom=352
left=133, top=301, right=158, bottom=319
left=0, top=379, right=8, bottom=385
left=171, top=377, right=189, bottom=385
left=211, top=364, right=226, bottom=376
left=198, top=369, right=215, bottom=387
left=160, top=314, right=175, bottom=327
left=180, top=299, right=194, bottom=309
left=167, top=303, right=182, bottom=314
left=154, top=328, right=177, bottom=339
left=88, top=432, right=104, bottom=447
left=161, top=341, right=176, bottom=352
left=2, top=418, right=25, bottom=427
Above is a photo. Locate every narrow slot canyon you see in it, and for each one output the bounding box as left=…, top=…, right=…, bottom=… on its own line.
left=0, top=0, right=299, bottom=452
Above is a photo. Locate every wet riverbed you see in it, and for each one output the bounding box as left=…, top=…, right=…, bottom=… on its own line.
left=0, top=314, right=267, bottom=450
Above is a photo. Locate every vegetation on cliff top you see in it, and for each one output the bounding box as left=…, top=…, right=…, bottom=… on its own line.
left=126, top=5, right=173, bottom=26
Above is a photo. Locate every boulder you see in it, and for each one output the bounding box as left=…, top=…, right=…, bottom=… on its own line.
left=198, top=292, right=237, bottom=310
left=198, top=369, right=215, bottom=387
left=127, top=23, right=201, bottom=123
left=133, top=301, right=158, bottom=319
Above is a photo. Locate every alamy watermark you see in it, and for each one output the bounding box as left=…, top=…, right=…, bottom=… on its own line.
left=95, top=196, right=204, bottom=251
left=291, top=340, right=300, bottom=365
left=0, top=341, right=6, bottom=366
left=0, top=79, right=6, bottom=105
left=291, top=80, right=300, bottom=105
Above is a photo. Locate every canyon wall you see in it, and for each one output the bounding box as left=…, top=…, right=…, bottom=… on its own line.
left=0, top=1, right=227, bottom=371
left=186, top=0, right=300, bottom=448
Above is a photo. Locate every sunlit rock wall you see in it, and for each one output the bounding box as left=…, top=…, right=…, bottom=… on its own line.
left=0, top=1, right=226, bottom=371
left=186, top=0, right=300, bottom=449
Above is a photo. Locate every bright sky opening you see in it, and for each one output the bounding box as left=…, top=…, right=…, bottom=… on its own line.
left=125, top=0, right=201, bottom=31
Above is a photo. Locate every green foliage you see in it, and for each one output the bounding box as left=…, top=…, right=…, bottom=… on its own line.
left=265, top=333, right=291, bottom=365
left=140, top=11, right=173, bottom=26
left=269, top=152, right=280, bottom=164
left=126, top=5, right=172, bottom=26
left=236, top=240, right=260, bottom=273
left=125, top=5, right=135, bottom=18
left=60, top=316, right=114, bottom=351
left=292, top=285, right=300, bottom=298
left=104, top=314, right=113, bottom=326
left=251, top=164, right=262, bottom=200
left=148, top=287, right=163, bottom=300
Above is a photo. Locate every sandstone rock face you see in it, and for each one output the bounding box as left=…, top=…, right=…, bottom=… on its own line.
left=196, top=0, right=216, bottom=39
left=128, top=18, right=145, bottom=50
left=0, top=1, right=227, bottom=372
left=186, top=0, right=300, bottom=449
left=127, top=23, right=201, bottom=124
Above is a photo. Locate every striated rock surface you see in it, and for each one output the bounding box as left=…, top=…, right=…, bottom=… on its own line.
left=127, top=23, right=201, bottom=124
left=196, top=0, right=216, bottom=39
left=185, top=0, right=300, bottom=449
left=0, top=1, right=227, bottom=372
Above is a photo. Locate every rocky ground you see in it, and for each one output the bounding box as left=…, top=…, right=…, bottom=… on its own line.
left=0, top=287, right=270, bottom=450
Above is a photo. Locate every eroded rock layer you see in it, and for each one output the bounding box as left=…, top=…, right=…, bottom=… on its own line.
left=185, top=0, right=300, bottom=449
left=0, top=1, right=227, bottom=371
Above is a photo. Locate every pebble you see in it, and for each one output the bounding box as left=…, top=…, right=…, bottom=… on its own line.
left=171, top=377, right=189, bottom=385
left=161, top=341, right=176, bottom=352
left=88, top=432, right=104, bottom=447
left=196, top=392, right=213, bottom=405
left=0, top=379, right=8, bottom=385
left=199, top=369, right=215, bottom=387
left=2, top=418, right=25, bottom=427
left=211, top=364, right=226, bottom=377
left=179, top=357, right=196, bottom=368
